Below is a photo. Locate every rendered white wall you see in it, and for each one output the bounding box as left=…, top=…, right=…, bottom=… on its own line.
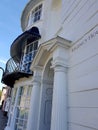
left=60, top=0, right=98, bottom=42
left=42, top=0, right=62, bottom=42
left=59, top=1, right=98, bottom=129
left=68, top=24, right=98, bottom=129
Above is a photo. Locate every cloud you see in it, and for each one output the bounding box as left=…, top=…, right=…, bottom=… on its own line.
left=0, top=59, right=7, bottom=64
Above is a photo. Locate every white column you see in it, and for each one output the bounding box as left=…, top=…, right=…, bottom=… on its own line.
left=50, top=64, right=68, bottom=130
left=27, top=67, right=42, bottom=130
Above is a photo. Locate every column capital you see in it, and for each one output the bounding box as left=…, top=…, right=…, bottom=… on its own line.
left=32, top=66, right=43, bottom=86
left=32, top=76, right=41, bottom=86
left=33, top=66, right=43, bottom=76
left=51, top=57, right=68, bottom=72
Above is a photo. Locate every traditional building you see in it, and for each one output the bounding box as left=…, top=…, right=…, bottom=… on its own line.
left=1, top=0, right=98, bottom=130
left=0, top=86, right=11, bottom=108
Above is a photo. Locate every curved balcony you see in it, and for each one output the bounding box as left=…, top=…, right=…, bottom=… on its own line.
left=2, top=55, right=34, bottom=88
left=10, top=26, right=41, bottom=63
left=2, top=26, right=41, bottom=88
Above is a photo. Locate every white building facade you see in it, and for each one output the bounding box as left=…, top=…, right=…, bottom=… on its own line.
left=2, top=0, right=98, bottom=130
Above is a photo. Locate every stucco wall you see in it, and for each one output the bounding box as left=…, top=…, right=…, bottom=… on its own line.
left=68, top=25, right=98, bottom=130
left=60, top=0, right=98, bottom=42
left=57, top=0, right=98, bottom=129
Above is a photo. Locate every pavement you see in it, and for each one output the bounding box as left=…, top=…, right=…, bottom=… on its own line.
left=0, top=109, right=8, bottom=130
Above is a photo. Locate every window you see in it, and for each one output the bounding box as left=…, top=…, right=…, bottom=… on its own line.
left=15, top=86, right=32, bottom=130
left=8, top=88, right=17, bottom=126
left=20, top=41, right=38, bottom=73
left=31, top=4, right=42, bottom=24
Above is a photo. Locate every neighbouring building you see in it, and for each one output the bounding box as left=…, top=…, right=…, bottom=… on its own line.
left=0, top=86, right=11, bottom=109
left=0, top=87, right=8, bottom=106
left=1, top=0, right=98, bottom=130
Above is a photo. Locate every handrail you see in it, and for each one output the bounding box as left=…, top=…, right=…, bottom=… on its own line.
left=5, top=56, right=20, bottom=74
left=3, top=50, right=37, bottom=76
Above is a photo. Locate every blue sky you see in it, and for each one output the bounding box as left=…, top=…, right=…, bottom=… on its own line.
left=0, top=0, right=28, bottom=89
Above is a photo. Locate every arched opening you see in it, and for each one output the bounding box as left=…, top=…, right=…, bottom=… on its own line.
left=38, top=58, right=54, bottom=130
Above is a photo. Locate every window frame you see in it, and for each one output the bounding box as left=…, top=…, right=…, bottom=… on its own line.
left=15, top=85, right=32, bottom=130
left=20, top=40, right=38, bottom=73
left=28, top=3, right=43, bottom=26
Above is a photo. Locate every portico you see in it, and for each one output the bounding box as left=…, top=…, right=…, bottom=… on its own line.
left=30, top=36, right=71, bottom=130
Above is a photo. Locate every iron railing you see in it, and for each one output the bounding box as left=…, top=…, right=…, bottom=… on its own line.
left=4, top=56, right=20, bottom=74
left=4, top=50, right=37, bottom=76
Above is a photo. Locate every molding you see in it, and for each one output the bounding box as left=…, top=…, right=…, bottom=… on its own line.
left=32, top=65, right=43, bottom=77
left=31, top=65, right=43, bottom=72
left=41, top=36, right=71, bottom=51
left=49, top=36, right=72, bottom=52
left=31, top=36, right=71, bottom=69
left=53, top=65, right=68, bottom=73
left=51, top=57, right=68, bottom=73
left=32, top=65, right=43, bottom=86
left=15, top=78, right=33, bottom=88
left=51, top=57, right=69, bottom=68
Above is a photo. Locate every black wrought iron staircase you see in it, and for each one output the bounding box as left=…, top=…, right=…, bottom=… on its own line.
left=1, top=26, right=41, bottom=87
left=5, top=56, right=20, bottom=74
left=2, top=55, right=33, bottom=88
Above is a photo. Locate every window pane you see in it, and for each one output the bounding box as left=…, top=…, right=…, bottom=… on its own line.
left=20, top=41, right=38, bottom=73
left=35, top=6, right=39, bottom=12
left=15, top=86, right=32, bottom=130
left=30, top=44, right=33, bottom=52
left=30, top=4, right=42, bottom=24
left=34, top=42, right=38, bottom=50
left=12, top=88, right=17, bottom=105
left=27, top=86, right=32, bottom=96
left=19, top=87, right=24, bottom=96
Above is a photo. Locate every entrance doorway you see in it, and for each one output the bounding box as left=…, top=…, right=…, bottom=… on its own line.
left=38, top=59, right=54, bottom=130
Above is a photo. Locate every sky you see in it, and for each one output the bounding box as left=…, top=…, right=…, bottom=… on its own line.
left=0, top=0, right=28, bottom=90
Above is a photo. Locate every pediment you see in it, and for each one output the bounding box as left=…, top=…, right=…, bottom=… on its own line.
left=30, top=36, right=71, bottom=70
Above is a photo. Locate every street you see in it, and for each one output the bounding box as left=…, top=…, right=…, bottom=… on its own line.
left=0, top=109, right=8, bottom=130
